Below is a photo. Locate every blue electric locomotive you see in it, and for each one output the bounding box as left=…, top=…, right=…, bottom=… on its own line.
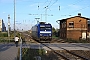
left=31, top=22, right=52, bottom=42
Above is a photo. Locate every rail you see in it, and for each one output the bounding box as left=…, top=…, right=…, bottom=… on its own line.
left=38, top=41, right=89, bottom=60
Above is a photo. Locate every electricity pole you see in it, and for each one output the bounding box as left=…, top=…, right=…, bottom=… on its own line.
left=44, top=6, right=54, bottom=23
left=14, top=0, right=16, bottom=38
left=45, top=6, right=48, bottom=23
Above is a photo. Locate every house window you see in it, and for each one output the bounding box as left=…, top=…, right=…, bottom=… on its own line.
left=69, top=21, right=74, bottom=28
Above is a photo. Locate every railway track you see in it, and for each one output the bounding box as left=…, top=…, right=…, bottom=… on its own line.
left=35, top=41, right=89, bottom=60
left=50, top=38, right=66, bottom=43
left=23, top=34, right=90, bottom=60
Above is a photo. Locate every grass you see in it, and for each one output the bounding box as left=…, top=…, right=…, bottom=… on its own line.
left=0, top=40, right=14, bottom=43
left=0, top=37, right=14, bottom=43
left=65, top=38, right=90, bottom=43
left=52, top=36, right=59, bottom=39
left=17, top=48, right=46, bottom=60
left=17, top=48, right=62, bottom=60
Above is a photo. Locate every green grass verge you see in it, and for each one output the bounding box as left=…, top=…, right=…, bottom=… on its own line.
left=17, top=48, right=46, bottom=60
left=66, top=38, right=90, bottom=43
left=17, top=48, right=66, bottom=60
left=0, top=40, right=14, bottom=43
left=52, top=36, right=59, bottom=39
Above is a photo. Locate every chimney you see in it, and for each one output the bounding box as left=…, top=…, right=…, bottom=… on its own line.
left=78, top=13, right=81, bottom=16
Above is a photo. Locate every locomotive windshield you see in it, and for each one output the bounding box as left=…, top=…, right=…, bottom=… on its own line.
left=40, top=25, right=51, bottom=31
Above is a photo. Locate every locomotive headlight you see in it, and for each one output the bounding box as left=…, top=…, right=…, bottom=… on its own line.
left=40, top=34, right=42, bottom=36
left=49, top=34, right=51, bottom=36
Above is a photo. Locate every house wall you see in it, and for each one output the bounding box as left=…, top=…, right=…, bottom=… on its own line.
left=67, top=17, right=87, bottom=29
left=59, top=16, right=88, bottom=40
left=67, top=17, right=87, bottom=40
left=67, top=30, right=87, bottom=40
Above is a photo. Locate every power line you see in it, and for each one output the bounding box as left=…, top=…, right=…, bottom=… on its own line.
left=39, top=0, right=58, bottom=18
left=49, top=0, right=58, bottom=8
left=42, top=0, right=49, bottom=6
left=60, top=0, right=88, bottom=16
left=47, top=0, right=53, bottom=7
left=73, top=0, right=82, bottom=5
left=68, top=5, right=90, bottom=14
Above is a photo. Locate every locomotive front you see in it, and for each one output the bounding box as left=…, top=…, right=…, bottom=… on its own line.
left=38, top=23, right=52, bottom=41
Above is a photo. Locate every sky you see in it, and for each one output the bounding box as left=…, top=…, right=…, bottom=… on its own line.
left=0, top=0, right=90, bottom=31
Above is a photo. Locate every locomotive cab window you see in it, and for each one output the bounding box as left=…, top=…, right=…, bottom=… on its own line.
left=40, top=25, right=51, bottom=31
left=40, top=27, right=45, bottom=30
left=45, top=25, right=51, bottom=30
left=46, top=27, right=51, bottom=30
left=40, top=25, right=45, bottom=30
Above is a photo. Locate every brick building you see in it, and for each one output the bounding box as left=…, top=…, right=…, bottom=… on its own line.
left=57, top=13, right=90, bottom=40
left=87, top=21, right=90, bottom=38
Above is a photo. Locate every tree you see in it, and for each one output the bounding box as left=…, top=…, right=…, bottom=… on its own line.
left=52, top=27, right=56, bottom=36
left=52, top=27, right=60, bottom=37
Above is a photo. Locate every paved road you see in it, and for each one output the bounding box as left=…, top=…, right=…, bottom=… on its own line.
left=0, top=43, right=18, bottom=60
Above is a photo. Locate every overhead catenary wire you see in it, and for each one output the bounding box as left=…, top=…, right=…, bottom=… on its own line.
left=60, top=0, right=90, bottom=17
left=30, top=0, right=55, bottom=22
left=73, top=0, right=82, bottom=5
left=40, top=0, right=58, bottom=13
left=49, top=0, right=58, bottom=7
left=16, top=0, right=55, bottom=23
left=68, top=5, right=90, bottom=15
left=8, top=0, right=90, bottom=18
left=15, top=0, right=90, bottom=20
left=37, top=0, right=58, bottom=22
left=42, top=0, right=58, bottom=16
left=42, top=0, right=49, bottom=7
left=47, top=0, right=53, bottom=7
